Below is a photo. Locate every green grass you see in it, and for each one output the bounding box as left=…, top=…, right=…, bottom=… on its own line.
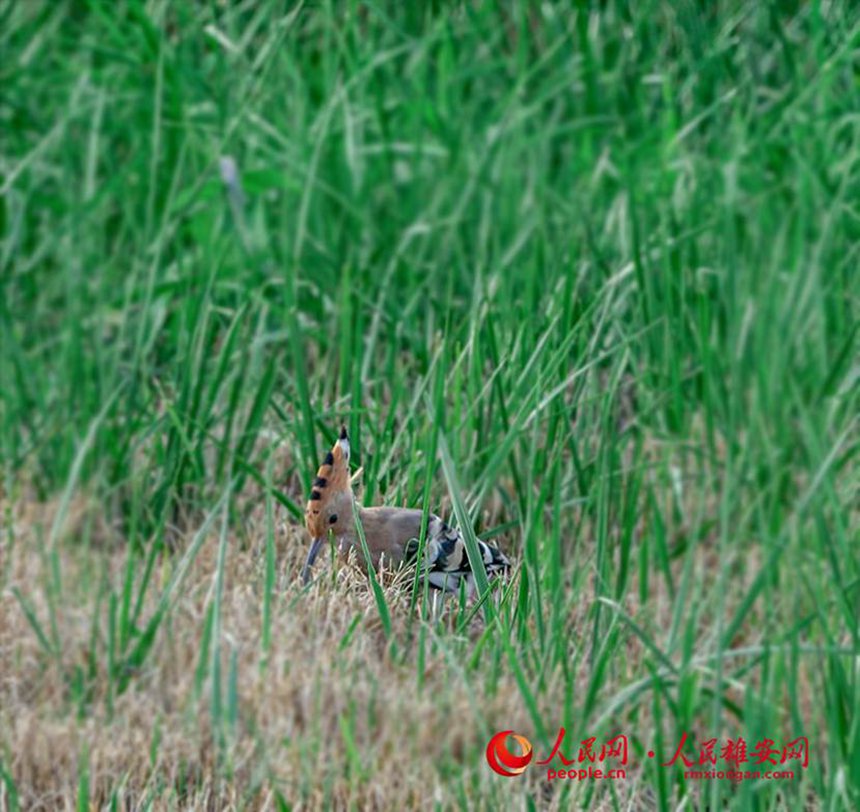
left=1, top=1, right=858, bottom=809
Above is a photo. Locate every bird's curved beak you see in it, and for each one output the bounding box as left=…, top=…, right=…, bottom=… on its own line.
left=301, top=537, right=325, bottom=584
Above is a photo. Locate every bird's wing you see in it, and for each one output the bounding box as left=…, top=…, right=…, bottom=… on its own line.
left=405, top=515, right=510, bottom=593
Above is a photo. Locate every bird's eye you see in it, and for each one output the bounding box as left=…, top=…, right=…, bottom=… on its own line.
left=329, top=514, right=338, bottom=524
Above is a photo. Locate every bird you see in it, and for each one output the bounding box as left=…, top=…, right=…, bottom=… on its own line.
left=301, top=426, right=511, bottom=594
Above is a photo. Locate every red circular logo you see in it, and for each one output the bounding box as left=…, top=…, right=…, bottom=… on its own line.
left=486, top=730, right=534, bottom=777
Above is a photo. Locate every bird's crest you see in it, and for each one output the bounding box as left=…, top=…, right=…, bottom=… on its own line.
left=305, top=426, right=351, bottom=539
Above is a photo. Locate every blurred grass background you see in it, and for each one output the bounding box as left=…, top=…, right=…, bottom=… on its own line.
left=1, top=1, right=858, bottom=809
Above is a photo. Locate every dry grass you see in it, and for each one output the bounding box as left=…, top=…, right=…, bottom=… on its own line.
left=2, top=452, right=832, bottom=811
left=0, top=484, right=661, bottom=811
left=2, top=490, right=545, bottom=810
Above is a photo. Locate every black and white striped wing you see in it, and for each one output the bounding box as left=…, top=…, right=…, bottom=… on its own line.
left=409, top=515, right=510, bottom=594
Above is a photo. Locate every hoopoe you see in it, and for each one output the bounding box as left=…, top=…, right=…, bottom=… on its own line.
left=301, top=427, right=511, bottom=594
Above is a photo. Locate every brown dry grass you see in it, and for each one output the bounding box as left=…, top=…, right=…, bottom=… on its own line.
left=1, top=489, right=561, bottom=810
left=1, top=437, right=832, bottom=811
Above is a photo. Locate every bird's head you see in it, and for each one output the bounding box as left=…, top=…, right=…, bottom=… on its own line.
left=302, top=426, right=353, bottom=583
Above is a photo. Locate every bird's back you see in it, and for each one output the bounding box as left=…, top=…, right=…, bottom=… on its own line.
left=355, top=506, right=424, bottom=568
left=352, top=506, right=510, bottom=593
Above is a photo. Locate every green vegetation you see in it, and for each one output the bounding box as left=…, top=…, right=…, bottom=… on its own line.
left=2, top=2, right=858, bottom=809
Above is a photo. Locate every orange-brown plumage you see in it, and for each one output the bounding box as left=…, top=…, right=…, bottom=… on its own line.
left=304, top=425, right=351, bottom=540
